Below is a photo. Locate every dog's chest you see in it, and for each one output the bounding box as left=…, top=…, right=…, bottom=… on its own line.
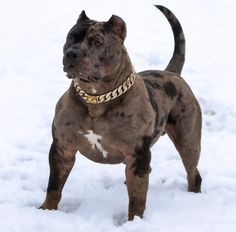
left=57, top=112, right=133, bottom=163
left=79, top=129, right=108, bottom=159
left=76, top=123, right=128, bottom=163
left=54, top=92, right=155, bottom=164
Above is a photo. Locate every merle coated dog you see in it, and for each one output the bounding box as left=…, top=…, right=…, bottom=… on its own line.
left=40, top=5, right=202, bottom=220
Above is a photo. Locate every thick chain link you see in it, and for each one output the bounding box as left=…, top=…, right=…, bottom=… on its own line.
left=73, top=72, right=136, bottom=104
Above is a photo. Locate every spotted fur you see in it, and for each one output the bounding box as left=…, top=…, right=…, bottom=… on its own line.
left=40, top=6, right=202, bottom=222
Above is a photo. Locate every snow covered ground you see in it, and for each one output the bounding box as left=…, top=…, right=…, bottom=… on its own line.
left=0, top=0, right=236, bottom=231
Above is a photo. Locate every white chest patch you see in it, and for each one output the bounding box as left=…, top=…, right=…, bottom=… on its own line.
left=84, top=130, right=108, bottom=158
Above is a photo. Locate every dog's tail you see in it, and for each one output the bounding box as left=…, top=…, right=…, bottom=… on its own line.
left=155, top=5, right=185, bottom=75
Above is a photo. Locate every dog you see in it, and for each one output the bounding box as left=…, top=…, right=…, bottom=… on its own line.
left=40, top=5, right=202, bottom=220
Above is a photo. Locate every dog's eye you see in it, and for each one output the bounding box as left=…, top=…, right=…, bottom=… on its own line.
left=67, top=36, right=74, bottom=43
left=94, top=39, right=103, bottom=47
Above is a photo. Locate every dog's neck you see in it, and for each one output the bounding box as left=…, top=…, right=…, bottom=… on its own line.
left=78, top=48, right=132, bottom=95
left=72, top=49, right=134, bottom=117
left=74, top=71, right=135, bottom=104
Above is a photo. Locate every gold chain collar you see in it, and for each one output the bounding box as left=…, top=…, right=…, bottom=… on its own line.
left=73, top=72, right=136, bottom=104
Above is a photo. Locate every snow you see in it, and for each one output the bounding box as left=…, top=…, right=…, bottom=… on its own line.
left=0, top=0, right=236, bottom=231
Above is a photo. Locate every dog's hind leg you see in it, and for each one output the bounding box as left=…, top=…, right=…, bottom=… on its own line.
left=40, top=141, right=76, bottom=210
left=165, top=103, right=202, bottom=193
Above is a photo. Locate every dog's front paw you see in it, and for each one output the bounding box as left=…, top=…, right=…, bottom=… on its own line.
left=39, top=200, right=58, bottom=210
left=39, top=191, right=61, bottom=210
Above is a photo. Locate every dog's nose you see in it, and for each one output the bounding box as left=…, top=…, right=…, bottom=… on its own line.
left=65, top=48, right=77, bottom=59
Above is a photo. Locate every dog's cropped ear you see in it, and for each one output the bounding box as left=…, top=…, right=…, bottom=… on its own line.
left=105, top=15, right=127, bottom=41
left=77, top=11, right=90, bottom=24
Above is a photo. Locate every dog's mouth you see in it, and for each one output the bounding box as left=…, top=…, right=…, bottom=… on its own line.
left=79, top=76, right=90, bottom=83
left=66, top=72, right=101, bottom=83
left=64, top=62, right=102, bottom=83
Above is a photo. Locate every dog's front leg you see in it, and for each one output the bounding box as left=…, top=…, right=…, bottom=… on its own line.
left=125, top=137, right=151, bottom=220
left=40, top=141, right=76, bottom=210
left=125, top=165, right=149, bottom=220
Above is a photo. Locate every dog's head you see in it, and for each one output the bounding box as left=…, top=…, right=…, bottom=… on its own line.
left=63, top=11, right=127, bottom=84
